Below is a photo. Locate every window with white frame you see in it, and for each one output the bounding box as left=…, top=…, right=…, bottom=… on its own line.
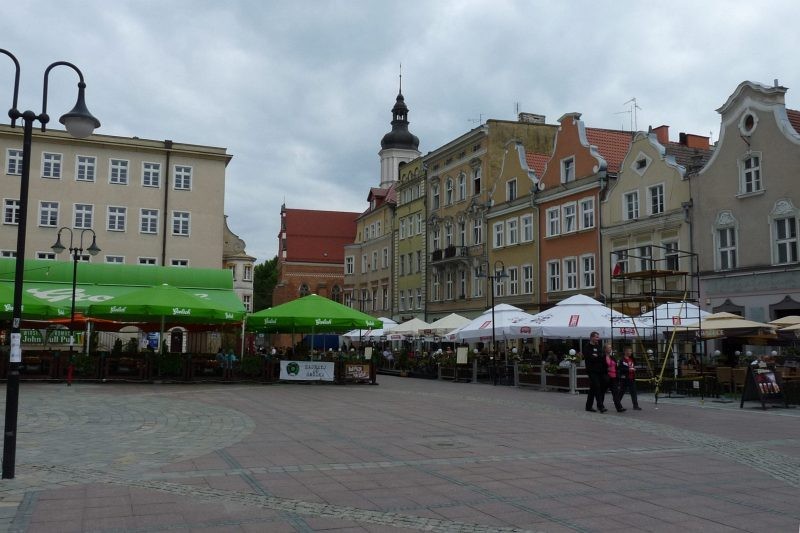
left=458, top=220, right=466, bottom=246
left=405, top=288, right=412, bottom=309
left=107, top=206, right=126, bottom=231
left=506, top=178, right=517, bottom=201
left=663, top=241, right=679, bottom=271
left=494, top=275, right=506, bottom=298
left=171, top=259, right=189, bottom=267
left=521, top=214, right=533, bottom=242
left=399, top=291, right=405, bottom=311
left=142, top=162, right=161, bottom=187
left=174, top=165, right=192, bottom=190
left=416, top=288, right=422, bottom=309
left=581, top=254, right=595, bottom=288
left=457, top=173, right=466, bottom=200
left=546, top=207, right=560, bottom=237
left=105, top=256, right=124, bottom=264
left=73, top=204, right=93, bottom=229
left=611, top=249, right=629, bottom=276
left=171, top=211, right=190, bottom=236
left=0, top=250, right=15, bottom=258
left=507, top=217, right=518, bottom=245
left=432, top=227, right=440, bottom=250
left=42, top=152, right=62, bottom=179
left=508, top=266, right=519, bottom=296
left=140, top=208, right=159, bottom=234
left=372, top=251, right=378, bottom=271
left=472, top=166, right=481, bottom=195
left=408, top=253, right=414, bottom=273
left=472, top=218, right=482, bottom=244
left=715, top=211, right=737, bottom=271
left=6, top=149, right=22, bottom=175
left=648, top=184, right=664, bottom=215
left=242, top=294, right=251, bottom=312
left=740, top=152, right=762, bottom=194
left=431, top=182, right=440, bottom=209
left=561, top=156, right=575, bottom=182
left=445, top=177, right=453, bottom=205
left=3, top=199, right=19, bottom=225
left=36, top=252, right=56, bottom=260
left=382, top=247, right=389, bottom=269
left=361, top=254, right=367, bottom=273
left=580, top=197, right=595, bottom=229
left=139, top=257, right=157, bottom=266
left=400, top=254, right=406, bottom=275
left=564, top=257, right=578, bottom=290
left=638, top=245, right=652, bottom=271
left=472, top=267, right=483, bottom=298
left=432, top=270, right=440, bottom=301
left=774, top=216, right=798, bottom=264
left=522, top=265, right=534, bottom=294
left=243, top=265, right=252, bottom=281
left=345, top=256, right=354, bottom=275
left=376, top=220, right=381, bottom=236
left=459, top=269, right=466, bottom=298
left=446, top=270, right=454, bottom=300
left=562, top=203, right=577, bottom=233
left=76, top=156, right=96, bottom=182
left=39, top=201, right=58, bottom=227
left=416, top=213, right=423, bottom=234
left=444, top=222, right=453, bottom=247
left=547, top=260, right=560, bottom=292
left=109, top=159, right=129, bottom=185
left=399, top=218, right=406, bottom=239
left=493, top=221, right=505, bottom=248
left=624, top=191, right=639, bottom=220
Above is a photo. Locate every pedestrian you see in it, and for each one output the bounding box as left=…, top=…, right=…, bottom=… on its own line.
left=584, top=331, right=607, bottom=413
left=618, top=346, right=641, bottom=410
left=605, top=344, right=625, bottom=412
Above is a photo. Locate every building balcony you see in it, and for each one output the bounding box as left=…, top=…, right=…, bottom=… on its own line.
left=431, top=246, right=469, bottom=264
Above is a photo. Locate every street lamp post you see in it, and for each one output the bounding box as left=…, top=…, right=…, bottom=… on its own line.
left=1, top=49, right=100, bottom=479
left=51, top=227, right=101, bottom=383
left=477, top=260, right=508, bottom=380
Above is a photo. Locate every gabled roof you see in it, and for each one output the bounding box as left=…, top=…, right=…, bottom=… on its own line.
left=525, top=151, right=550, bottom=177
left=585, top=128, right=634, bottom=174
left=664, top=141, right=712, bottom=170
left=280, top=209, right=359, bottom=264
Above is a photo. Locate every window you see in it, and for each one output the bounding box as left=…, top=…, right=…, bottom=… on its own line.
left=663, top=241, right=679, bottom=271
left=408, top=253, right=414, bottom=273
left=376, top=221, right=381, bottom=236
left=432, top=228, right=440, bottom=250
left=458, top=220, right=466, bottom=246
left=522, top=265, right=534, bottom=294
left=361, top=254, right=367, bottom=273
left=399, top=291, right=406, bottom=311
left=493, top=221, right=505, bottom=248
left=457, top=173, right=466, bottom=200
left=6, top=149, right=22, bottom=175
left=521, top=214, right=533, bottom=242
left=432, top=270, right=440, bottom=301
left=174, top=165, right=192, bottom=190
left=39, top=201, right=59, bottom=227
left=382, top=247, right=389, bottom=269
left=472, top=218, right=483, bottom=245
left=564, top=257, right=578, bottom=290
left=562, top=203, right=577, bottom=233
left=105, top=256, right=124, bottom=264
left=507, top=218, right=518, bottom=245
left=718, top=228, right=737, bottom=270
left=76, top=156, right=96, bottom=182
left=3, top=199, right=19, bottom=225
left=416, top=288, right=422, bottom=309
left=0, top=250, right=15, bottom=258
left=372, top=251, right=378, bottom=271
left=431, top=182, right=440, bottom=209
left=142, top=162, right=161, bottom=187
left=581, top=254, right=595, bottom=288
left=612, top=249, right=628, bottom=276
left=416, top=213, right=423, bottom=234
left=494, top=275, right=506, bottom=298
left=445, top=177, right=453, bottom=205
left=400, top=254, right=406, bottom=276
left=73, top=204, right=93, bottom=229
left=36, top=252, right=56, bottom=260
left=383, top=287, right=389, bottom=310
left=299, top=283, right=310, bottom=297
left=446, top=270, right=454, bottom=300
left=580, top=197, right=595, bottom=229
left=331, top=285, right=341, bottom=304
left=740, top=153, right=762, bottom=194
left=109, top=159, right=129, bottom=185
left=546, top=207, right=560, bottom=237
left=243, top=265, right=253, bottom=281
left=399, top=218, right=406, bottom=239
left=624, top=191, right=639, bottom=220
left=229, top=265, right=237, bottom=280
left=472, top=166, right=481, bottom=195
left=107, top=206, right=126, bottom=231
left=242, top=294, right=252, bottom=312
left=774, top=217, right=798, bottom=264
left=648, top=184, right=665, bottom=215
left=140, top=208, right=159, bottom=234
left=561, top=156, right=575, bottom=182
left=459, top=269, right=466, bottom=298
left=171, top=211, right=190, bottom=236
left=506, top=178, right=517, bottom=201
left=547, top=261, right=561, bottom=292
left=638, top=245, right=652, bottom=271
left=139, top=257, right=157, bottom=266
left=42, top=152, right=62, bottom=179
left=508, top=267, right=519, bottom=296
left=444, top=222, right=453, bottom=247
left=171, top=259, right=189, bottom=267
left=345, top=256, right=354, bottom=275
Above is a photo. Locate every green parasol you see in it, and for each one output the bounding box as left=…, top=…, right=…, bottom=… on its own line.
left=247, top=294, right=381, bottom=332
left=0, top=282, right=70, bottom=320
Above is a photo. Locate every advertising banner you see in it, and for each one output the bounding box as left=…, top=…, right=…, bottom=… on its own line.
left=345, top=364, right=370, bottom=380
left=280, top=360, right=335, bottom=381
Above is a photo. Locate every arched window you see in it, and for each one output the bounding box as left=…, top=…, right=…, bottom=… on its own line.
left=299, top=283, right=310, bottom=297
left=714, top=211, right=738, bottom=271
left=331, top=285, right=341, bottom=303
left=445, top=177, right=454, bottom=205
left=431, top=182, right=440, bottom=210
left=457, top=173, right=466, bottom=201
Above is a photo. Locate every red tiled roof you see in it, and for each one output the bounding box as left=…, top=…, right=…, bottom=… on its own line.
left=585, top=128, right=634, bottom=174
left=787, top=109, right=800, bottom=134
left=280, top=209, right=359, bottom=263
left=525, top=151, right=550, bottom=177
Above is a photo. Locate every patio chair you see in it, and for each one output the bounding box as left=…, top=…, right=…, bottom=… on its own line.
left=716, top=366, right=733, bottom=395
left=732, top=367, right=747, bottom=394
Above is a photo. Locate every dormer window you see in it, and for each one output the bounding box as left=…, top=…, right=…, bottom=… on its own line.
left=739, top=152, right=763, bottom=195
left=631, top=151, right=652, bottom=176
left=561, top=156, right=575, bottom=183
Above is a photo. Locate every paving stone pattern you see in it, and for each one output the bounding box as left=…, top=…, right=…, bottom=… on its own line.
left=0, top=379, right=798, bottom=532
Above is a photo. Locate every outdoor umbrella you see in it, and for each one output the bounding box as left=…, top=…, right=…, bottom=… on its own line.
left=508, top=294, right=641, bottom=339
left=449, top=304, right=536, bottom=342
left=676, top=312, right=776, bottom=337
left=385, top=317, right=432, bottom=338
left=769, top=315, right=800, bottom=327
left=428, top=313, right=470, bottom=335
left=246, top=294, right=381, bottom=333
left=0, top=282, right=70, bottom=320
left=342, top=317, right=397, bottom=340
left=634, top=301, right=711, bottom=334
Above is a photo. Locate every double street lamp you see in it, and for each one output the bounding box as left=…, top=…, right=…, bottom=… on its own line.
left=1, top=49, right=100, bottom=479
left=477, top=260, right=508, bottom=360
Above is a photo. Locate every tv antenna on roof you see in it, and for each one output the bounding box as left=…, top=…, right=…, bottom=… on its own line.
left=619, top=97, right=641, bottom=131
left=467, top=113, right=484, bottom=126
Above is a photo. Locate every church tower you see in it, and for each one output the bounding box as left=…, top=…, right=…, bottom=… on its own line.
left=378, top=75, right=420, bottom=188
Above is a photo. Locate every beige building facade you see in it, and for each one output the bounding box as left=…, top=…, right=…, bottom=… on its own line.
left=394, top=157, right=426, bottom=321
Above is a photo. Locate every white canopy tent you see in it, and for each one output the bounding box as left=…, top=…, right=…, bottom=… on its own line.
left=428, top=313, right=470, bottom=335
left=634, top=302, right=711, bottom=334
left=447, top=304, right=536, bottom=342
left=386, top=317, right=432, bottom=338
left=508, top=294, right=643, bottom=339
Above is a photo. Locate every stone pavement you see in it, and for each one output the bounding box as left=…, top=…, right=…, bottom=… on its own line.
left=0, top=377, right=798, bottom=532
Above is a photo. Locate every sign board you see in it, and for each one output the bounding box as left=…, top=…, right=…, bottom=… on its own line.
left=364, top=347, right=373, bottom=359
left=456, top=346, right=469, bottom=365
left=345, top=364, right=370, bottom=381
left=279, top=361, right=334, bottom=381
left=740, top=365, right=788, bottom=409
left=21, top=329, right=83, bottom=345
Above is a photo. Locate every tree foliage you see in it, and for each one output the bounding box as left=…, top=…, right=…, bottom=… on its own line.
left=253, top=256, right=279, bottom=311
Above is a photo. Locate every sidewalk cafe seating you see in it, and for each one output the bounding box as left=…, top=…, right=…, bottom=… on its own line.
left=716, top=366, right=733, bottom=395
left=732, top=367, right=747, bottom=394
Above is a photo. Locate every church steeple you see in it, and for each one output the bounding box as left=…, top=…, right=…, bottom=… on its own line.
left=380, top=73, right=419, bottom=151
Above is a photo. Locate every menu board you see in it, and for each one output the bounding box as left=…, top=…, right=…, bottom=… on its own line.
left=740, top=365, right=787, bottom=409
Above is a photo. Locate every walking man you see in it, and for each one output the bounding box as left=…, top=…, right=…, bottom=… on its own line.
left=584, top=331, right=607, bottom=412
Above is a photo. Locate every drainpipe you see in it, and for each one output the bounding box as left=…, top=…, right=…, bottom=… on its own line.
left=161, top=140, right=173, bottom=266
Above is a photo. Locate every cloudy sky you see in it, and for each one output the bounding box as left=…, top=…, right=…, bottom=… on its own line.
left=2, top=1, right=799, bottom=264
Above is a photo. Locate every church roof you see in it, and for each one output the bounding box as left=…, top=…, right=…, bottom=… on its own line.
left=380, top=91, right=420, bottom=151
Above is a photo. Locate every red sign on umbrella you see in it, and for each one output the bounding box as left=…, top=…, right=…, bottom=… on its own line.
left=569, top=315, right=580, bottom=327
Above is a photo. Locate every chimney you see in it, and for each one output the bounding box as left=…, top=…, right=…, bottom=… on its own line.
left=651, top=125, right=669, bottom=145
left=518, top=112, right=546, bottom=124
left=679, top=132, right=710, bottom=150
